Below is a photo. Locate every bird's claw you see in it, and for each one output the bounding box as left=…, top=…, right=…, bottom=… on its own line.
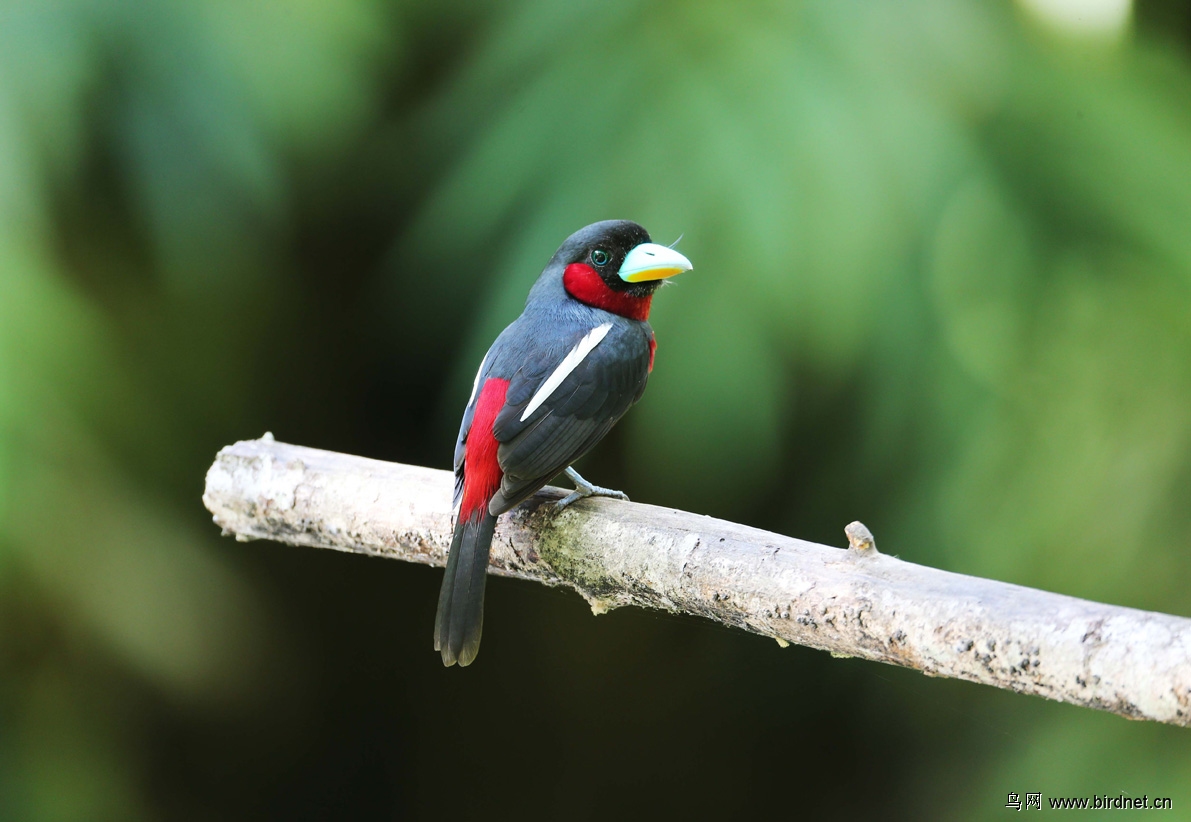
left=555, top=467, right=630, bottom=510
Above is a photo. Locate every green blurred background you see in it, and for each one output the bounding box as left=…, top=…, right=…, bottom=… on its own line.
left=2, top=0, right=1191, bottom=818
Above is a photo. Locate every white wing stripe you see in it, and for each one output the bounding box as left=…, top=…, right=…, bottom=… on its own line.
left=520, top=324, right=612, bottom=422
left=467, top=353, right=488, bottom=407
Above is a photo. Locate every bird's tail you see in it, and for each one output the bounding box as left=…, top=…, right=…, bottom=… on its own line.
left=434, top=510, right=497, bottom=667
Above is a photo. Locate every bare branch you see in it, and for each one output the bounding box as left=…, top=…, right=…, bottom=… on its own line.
left=203, top=436, right=1191, bottom=727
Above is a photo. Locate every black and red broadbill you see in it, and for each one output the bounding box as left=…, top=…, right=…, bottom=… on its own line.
left=435, top=220, right=693, bottom=666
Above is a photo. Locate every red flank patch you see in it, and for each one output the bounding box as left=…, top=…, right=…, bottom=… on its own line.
left=460, top=377, right=509, bottom=518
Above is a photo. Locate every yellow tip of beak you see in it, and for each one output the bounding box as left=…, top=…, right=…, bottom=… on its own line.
left=622, top=266, right=687, bottom=283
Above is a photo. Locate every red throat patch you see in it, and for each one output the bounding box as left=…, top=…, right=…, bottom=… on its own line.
left=563, top=263, right=653, bottom=321
left=460, top=378, right=509, bottom=519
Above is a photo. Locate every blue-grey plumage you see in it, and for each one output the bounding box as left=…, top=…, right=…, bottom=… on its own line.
left=435, top=220, right=692, bottom=667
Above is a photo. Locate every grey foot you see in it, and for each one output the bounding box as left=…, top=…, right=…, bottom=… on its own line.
left=555, top=466, right=630, bottom=510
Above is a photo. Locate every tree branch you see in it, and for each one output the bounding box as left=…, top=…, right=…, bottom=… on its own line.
left=203, top=436, right=1191, bottom=727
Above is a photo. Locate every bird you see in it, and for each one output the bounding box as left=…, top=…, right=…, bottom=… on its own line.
left=435, top=220, right=693, bottom=667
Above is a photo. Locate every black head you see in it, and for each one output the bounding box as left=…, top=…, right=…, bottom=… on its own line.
left=555, top=220, right=691, bottom=299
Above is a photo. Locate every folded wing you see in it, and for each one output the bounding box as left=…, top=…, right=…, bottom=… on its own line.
left=488, top=322, right=651, bottom=514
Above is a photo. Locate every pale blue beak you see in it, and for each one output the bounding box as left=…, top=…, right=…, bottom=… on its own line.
left=617, top=242, right=693, bottom=283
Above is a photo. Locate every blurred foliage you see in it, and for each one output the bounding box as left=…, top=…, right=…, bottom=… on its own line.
left=2, top=0, right=1191, bottom=819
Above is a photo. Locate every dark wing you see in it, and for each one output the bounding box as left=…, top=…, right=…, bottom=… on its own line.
left=488, top=324, right=651, bottom=514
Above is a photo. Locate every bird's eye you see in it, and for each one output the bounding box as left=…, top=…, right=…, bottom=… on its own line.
left=591, top=249, right=610, bottom=267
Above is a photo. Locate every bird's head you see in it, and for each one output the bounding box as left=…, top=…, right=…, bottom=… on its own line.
left=559, top=220, right=692, bottom=299
left=550, top=220, right=692, bottom=320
